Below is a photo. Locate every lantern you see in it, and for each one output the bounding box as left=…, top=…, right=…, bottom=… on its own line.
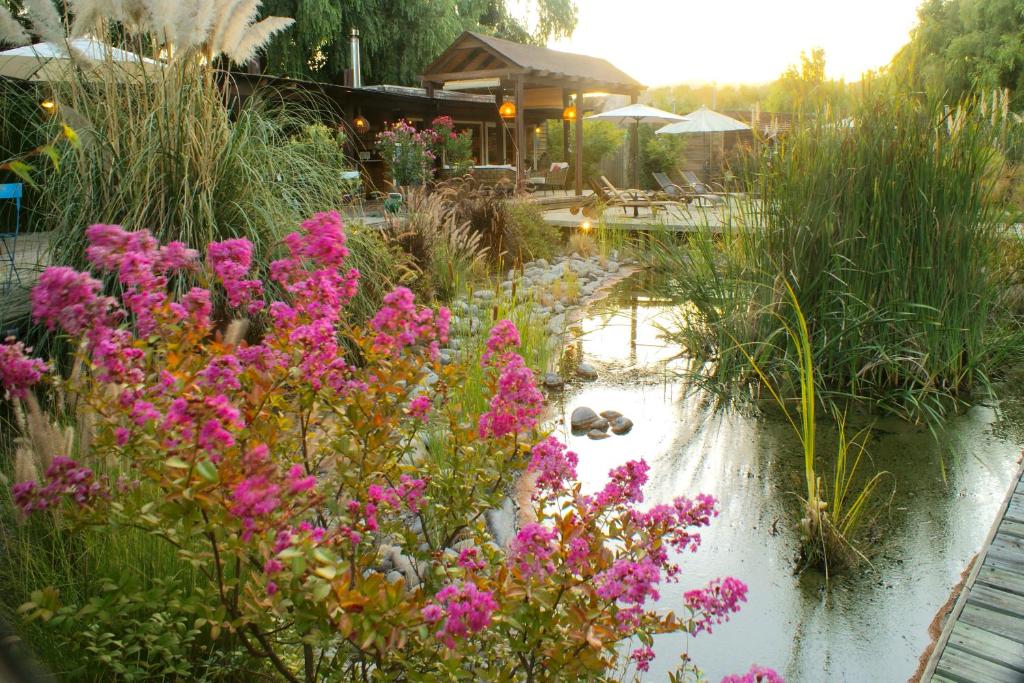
left=562, top=104, right=577, bottom=122
left=499, top=100, right=516, bottom=120
left=353, top=115, right=370, bottom=135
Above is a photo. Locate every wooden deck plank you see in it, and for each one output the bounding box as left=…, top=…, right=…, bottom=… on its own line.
left=959, top=603, right=1024, bottom=645
left=968, top=579, right=1024, bottom=619
left=978, top=563, right=1024, bottom=597
left=936, top=645, right=1024, bottom=683
left=947, top=621, right=1024, bottom=673
left=1000, top=518, right=1024, bottom=540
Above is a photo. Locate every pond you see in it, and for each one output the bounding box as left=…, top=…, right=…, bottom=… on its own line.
left=547, top=274, right=1024, bottom=681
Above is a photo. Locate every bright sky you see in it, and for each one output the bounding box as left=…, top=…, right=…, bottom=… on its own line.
left=547, top=0, right=924, bottom=86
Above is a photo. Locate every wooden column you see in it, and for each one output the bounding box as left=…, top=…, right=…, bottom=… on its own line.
left=575, top=88, right=584, bottom=196
left=630, top=93, right=640, bottom=190
left=515, top=78, right=526, bottom=190
left=562, top=90, right=571, bottom=162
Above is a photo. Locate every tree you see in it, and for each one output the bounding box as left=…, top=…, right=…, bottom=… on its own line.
left=260, top=0, right=578, bottom=85
left=893, top=0, right=1024, bottom=106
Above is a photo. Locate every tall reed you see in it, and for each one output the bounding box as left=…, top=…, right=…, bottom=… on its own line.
left=655, top=88, right=1018, bottom=424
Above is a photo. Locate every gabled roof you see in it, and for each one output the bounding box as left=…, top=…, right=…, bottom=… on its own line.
left=422, top=31, right=643, bottom=95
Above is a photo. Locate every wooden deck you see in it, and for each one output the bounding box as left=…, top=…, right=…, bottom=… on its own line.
left=924, top=461, right=1024, bottom=683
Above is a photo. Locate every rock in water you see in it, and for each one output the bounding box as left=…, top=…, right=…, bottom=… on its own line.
left=600, top=410, right=623, bottom=420
left=589, top=418, right=610, bottom=432
left=587, top=429, right=611, bottom=440
left=570, top=406, right=599, bottom=430
left=542, top=372, right=565, bottom=390
left=611, top=417, right=634, bottom=435
left=576, top=362, right=598, bottom=380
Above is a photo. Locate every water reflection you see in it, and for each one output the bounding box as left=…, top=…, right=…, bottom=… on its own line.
left=548, top=276, right=1023, bottom=681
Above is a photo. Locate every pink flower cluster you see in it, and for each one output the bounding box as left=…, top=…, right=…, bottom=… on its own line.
left=477, top=322, right=543, bottom=439
left=207, top=239, right=263, bottom=312
left=527, top=437, right=578, bottom=493
left=721, top=665, right=784, bottom=683
left=367, top=475, right=427, bottom=514
left=589, top=459, right=650, bottom=508
left=30, top=266, right=117, bottom=336
left=408, top=394, right=432, bottom=421
left=0, top=338, right=47, bottom=399
left=684, top=577, right=749, bottom=635
left=629, top=646, right=655, bottom=673
left=11, top=456, right=107, bottom=514
left=369, top=287, right=450, bottom=360
left=508, top=523, right=558, bottom=579
left=421, top=582, right=498, bottom=649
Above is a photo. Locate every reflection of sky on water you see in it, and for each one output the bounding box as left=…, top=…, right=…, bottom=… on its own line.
left=547, top=279, right=1024, bottom=682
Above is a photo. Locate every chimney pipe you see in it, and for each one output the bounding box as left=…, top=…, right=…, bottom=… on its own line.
left=350, top=28, right=362, bottom=88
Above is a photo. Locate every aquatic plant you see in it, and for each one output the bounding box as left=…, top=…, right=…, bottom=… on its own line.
left=654, top=87, right=1019, bottom=425
left=733, top=283, right=889, bottom=573
left=0, top=212, right=779, bottom=681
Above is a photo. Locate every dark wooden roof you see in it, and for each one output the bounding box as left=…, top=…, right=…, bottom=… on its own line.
left=422, top=31, right=644, bottom=95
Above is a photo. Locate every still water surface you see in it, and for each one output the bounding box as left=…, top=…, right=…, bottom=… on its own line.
left=548, top=277, right=1024, bottom=682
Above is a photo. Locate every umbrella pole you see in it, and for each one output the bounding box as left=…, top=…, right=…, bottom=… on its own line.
left=632, top=119, right=640, bottom=218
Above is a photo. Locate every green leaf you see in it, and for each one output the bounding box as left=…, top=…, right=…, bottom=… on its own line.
left=165, top=456, right=190, bottom=469
left=39, top=144, right=60, bottom=171
left=6, top=161, right=36, bottom=188
left=311, top=580, right=331, bottom=602
left=196, top=460, right=218, bottom=483
left=62, top=124, right=80, bottom=149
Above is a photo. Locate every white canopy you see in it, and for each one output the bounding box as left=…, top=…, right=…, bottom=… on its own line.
left=0, top=37, right=161, bottom=81
left=656, top=106, right=751, bottom=135
left=586, top=103, right=688, bottom=125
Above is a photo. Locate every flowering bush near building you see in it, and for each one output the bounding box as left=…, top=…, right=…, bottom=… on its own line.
left=1, top=211, right=779, bottom=682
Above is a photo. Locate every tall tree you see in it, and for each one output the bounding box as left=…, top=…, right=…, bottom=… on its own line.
left=260, top=0, right=577, bottom=85
left=893, top=0, right=1024, bottom=105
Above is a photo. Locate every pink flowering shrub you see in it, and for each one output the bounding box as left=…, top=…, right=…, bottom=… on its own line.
left=2, top=211, right=780, bottom=682
left=375, top=119, right=437, bottom=186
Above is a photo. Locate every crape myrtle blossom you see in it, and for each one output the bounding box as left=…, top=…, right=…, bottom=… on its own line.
left=684, top=577, right=749, bottom=635
left=721, top=665, right=785, bottom=683
left=422, top=582, right=498, bottom=649
left=477, top=321, right=543, bottom=439
left=12, top=456, right=108, bottom=514
left=0, top=338, right=47, bottom=399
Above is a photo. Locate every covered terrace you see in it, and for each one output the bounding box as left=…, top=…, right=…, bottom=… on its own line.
left=421, top=31, right=645, bottom=195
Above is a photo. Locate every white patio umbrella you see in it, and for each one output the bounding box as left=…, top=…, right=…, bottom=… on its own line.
left=0, top=37, right=162, bottom=81
left=587, top=103, right=688, bottom=190
left=656, top=106, right=751, bottom=182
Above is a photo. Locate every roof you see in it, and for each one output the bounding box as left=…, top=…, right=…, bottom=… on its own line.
left=362, top=84, right=495, bottom=104
left=422, top=31, right=643, bottom=94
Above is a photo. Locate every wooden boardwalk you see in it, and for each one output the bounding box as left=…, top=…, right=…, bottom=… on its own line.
left=924, top=461, right=1024, bottom=683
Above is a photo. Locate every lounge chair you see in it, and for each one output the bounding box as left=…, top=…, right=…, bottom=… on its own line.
left=651, top=172, right=699, bottom=205
left=679, top=170, right=725, bottom=206
left=592, top=176, right=679, bottom=217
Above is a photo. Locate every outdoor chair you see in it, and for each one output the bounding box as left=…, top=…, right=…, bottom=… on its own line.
left=651, top=172, right=698, bottom=206
left=593, top=176, right=679, bottom=217
left=526, top=162, right=569, bottom=194
left=680, top=170, right=725, bottom=206
left=0, top=182, right=22, bottom=293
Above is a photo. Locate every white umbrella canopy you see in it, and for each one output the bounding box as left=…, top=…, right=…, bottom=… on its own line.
left=587, top=104, right=688, bottom=190
left=655, top=106, right=751, bottom=135
left=0, top=37, right=162, bottom=81
left=587, top=103, right=689, bottom=126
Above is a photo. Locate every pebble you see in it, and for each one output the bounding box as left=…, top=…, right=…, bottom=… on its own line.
left=587, top=429, right=611, bottom=440
left=542, top=372, right=565, bottom=390
left=386, top=571, right=404, bottom=584
left=611, top=416, right=634, bottom=435
left=601, top=410, right=623, bottom=420
left=473, top=289, right=495, bottom=301
left=576, top=362, right=598, bottom=380
left=589, top=417, right=610, bottom=432
left=571, top=406, right=599, bottom=430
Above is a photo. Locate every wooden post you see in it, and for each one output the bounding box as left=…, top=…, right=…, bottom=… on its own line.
left=562, top=90, right=571, bottom=162
left=630, top=93, right=640, bottom=190
left=515, top=78, right=525, bottom=190
left=575, top=88, right=584, bottom=196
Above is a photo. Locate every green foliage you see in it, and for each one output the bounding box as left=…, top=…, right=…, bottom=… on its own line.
left=894, top=0, right=1024, bottom=107
left=653, top=88, right=1017, bottom=425
left=504, top=198, right=562, bottom=261
left=260, top=0, right=578, bottom=85
left=545, top=119, right=624, bottom=182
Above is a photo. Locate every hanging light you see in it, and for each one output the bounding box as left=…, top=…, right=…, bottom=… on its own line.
left=562, top=104, right=577, bottom=122
left=353, top=114, right=370, bottom=135
left=499, top=99, right=517, bottom=119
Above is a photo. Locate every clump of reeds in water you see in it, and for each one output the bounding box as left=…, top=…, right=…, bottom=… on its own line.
left=737, top=284, right=890, bottom=574
left=653, top=84, right=1019, bottom=426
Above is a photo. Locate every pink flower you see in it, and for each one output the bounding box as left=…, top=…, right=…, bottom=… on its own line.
left=408, top=394, right=431, bottom=421
left=509, top=523, right=558, bottom=579
left=207, top=239, right=263, bottom=309
left=370, top=288, right=447, bottom=359
left=684, top=577, right=749, bottom=635
left=421, top=604, right=443, bottom=623
left=477, top=355, right=543, bottom=439
left=629, top=646, right=655, bottom=673
left=0, top=338, right=47, bottom=399
left=31, top=266, right=115, bottom=334
left=12, top=456, right=108, bottom=514
left=199, top=355, right=243, bottom=392
left=482, top=319, right=520, bottom=365
left=457, top=547, right=486, bottom=571
left=594, top=558, right=662, bottom=607
left=286, top=464, right=317, bottom=494
left=721, top=666, right=784, bottom=683
left=528, top=437, right=578, bottom=493
left=592, top=459, right=650, bottom=507
left=426, top=582, right=498, bottom=648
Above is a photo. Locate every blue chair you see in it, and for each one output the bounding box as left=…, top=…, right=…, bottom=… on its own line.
left=0, top=182, right=22, bottom=293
